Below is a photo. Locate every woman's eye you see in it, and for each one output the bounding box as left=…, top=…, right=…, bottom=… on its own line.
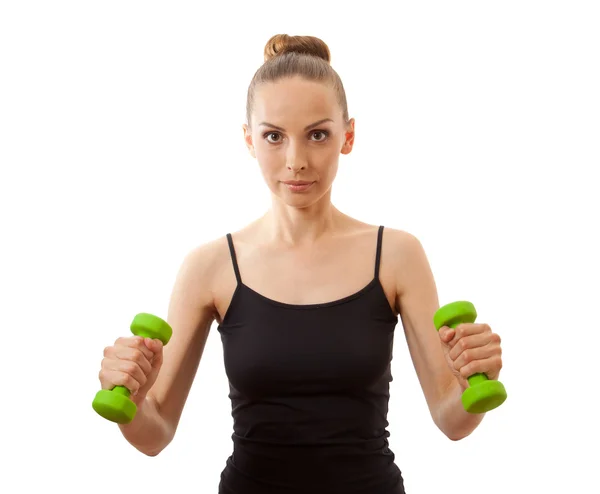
left=311, top=131, right=328, bottom=141
left=264, top=130, right=329, bottom=144
left=265, top=132, right=281, bottom=143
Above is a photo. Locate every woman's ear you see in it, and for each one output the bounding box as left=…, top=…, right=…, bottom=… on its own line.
left=341, top=118, right=355, bottom=155
left=243, top=124, right=256, bottom=158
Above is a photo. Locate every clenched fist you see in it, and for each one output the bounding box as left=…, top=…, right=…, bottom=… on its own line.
left=99, top=336, right=164, bottom=405
left=438, top=323, right=502, bottom=389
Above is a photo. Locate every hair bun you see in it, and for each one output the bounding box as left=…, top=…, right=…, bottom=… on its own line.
left=264, top=34, right=331, bottom=63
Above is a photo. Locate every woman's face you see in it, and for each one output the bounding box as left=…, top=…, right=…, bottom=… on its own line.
left=244, top=76, right=355, bottom=208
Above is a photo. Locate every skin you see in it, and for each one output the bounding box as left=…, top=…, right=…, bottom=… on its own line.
left=98, top=75, right=503, bottom=456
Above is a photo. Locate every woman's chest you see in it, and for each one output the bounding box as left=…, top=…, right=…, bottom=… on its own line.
left=213, top=239, right=399, bottom=323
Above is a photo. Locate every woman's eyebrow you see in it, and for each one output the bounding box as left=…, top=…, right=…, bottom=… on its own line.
left=258, top=118, right=334, bottom=132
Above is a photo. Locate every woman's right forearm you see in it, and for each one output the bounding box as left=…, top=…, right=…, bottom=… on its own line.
left=118, top=395, right=173, bottom=456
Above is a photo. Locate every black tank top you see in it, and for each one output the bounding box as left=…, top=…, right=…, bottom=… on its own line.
left=216, top=226, right=405, bottom=494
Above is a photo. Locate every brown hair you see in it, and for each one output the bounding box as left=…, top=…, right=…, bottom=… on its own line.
left=245, top=34, right=349, bottom=128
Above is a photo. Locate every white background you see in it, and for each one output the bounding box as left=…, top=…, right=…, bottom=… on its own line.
left=1, top=1, right=599, bottom=493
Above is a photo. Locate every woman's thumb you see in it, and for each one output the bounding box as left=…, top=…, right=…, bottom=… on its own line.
left=145, top=338, right=164, bottom=369
left=439, top=326, right=455, bottom=344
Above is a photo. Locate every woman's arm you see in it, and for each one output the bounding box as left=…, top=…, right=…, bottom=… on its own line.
left=119, top=239, right=221, bottom=455
left=392, top=231, right=487, bottom=440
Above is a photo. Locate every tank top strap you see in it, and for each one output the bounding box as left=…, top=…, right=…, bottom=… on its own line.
left=374, top=225, right=384, bottom=279
left=226, top=233, right=242, bottom=284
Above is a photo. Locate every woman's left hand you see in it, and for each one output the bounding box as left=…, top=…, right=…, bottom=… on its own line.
left=438, top=323, right=503, bottom=389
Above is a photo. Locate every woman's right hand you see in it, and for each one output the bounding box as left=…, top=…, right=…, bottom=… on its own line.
left=99, top=336, right=164, bottom=404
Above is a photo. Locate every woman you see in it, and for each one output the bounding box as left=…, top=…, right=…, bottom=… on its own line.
left=98, top=34, right=503, bottom=494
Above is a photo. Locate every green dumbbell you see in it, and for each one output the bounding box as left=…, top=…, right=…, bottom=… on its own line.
left=434, top=301, right=507, bottom=414
left=92, top=312, right=173, bottom=424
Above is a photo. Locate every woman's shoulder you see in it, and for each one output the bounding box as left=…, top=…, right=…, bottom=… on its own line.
left=175, top=233, right=233, bottom=285
left=381, top=224, right=422, bottom=246
left=337, top=216, right=419, bottom=242
left=345, top=219, right=420, bottom=251
left=379, top=225, right=428, bottom=269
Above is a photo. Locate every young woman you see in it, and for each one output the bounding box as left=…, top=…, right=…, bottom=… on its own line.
left=98, top=34, right=503, bottom=494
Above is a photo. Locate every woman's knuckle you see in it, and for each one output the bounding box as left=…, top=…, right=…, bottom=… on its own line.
left=122, top=373, right=137, bottom=389
left=132, top=336, right=145, bottom=348
left=132, top=349, right=146, bottom=365
left=124, top=361, right=139, bottom=375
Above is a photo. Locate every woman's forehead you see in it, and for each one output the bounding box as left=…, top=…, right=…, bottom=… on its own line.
left=253, top=79, right=339, bottom=121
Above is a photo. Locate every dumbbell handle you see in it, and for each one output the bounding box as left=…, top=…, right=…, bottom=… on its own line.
left=446, top=320, right=490, bottom=388
left=107, top=321, right=171, bottom=399
left=110, top=385, right=132, bottom=398
left=111, top=313, right=172, bottom=398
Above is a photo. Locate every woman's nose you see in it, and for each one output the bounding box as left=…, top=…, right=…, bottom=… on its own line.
left=286, top=143, right=308, bottom=171
left=287, top=161, right=306, bottom=172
